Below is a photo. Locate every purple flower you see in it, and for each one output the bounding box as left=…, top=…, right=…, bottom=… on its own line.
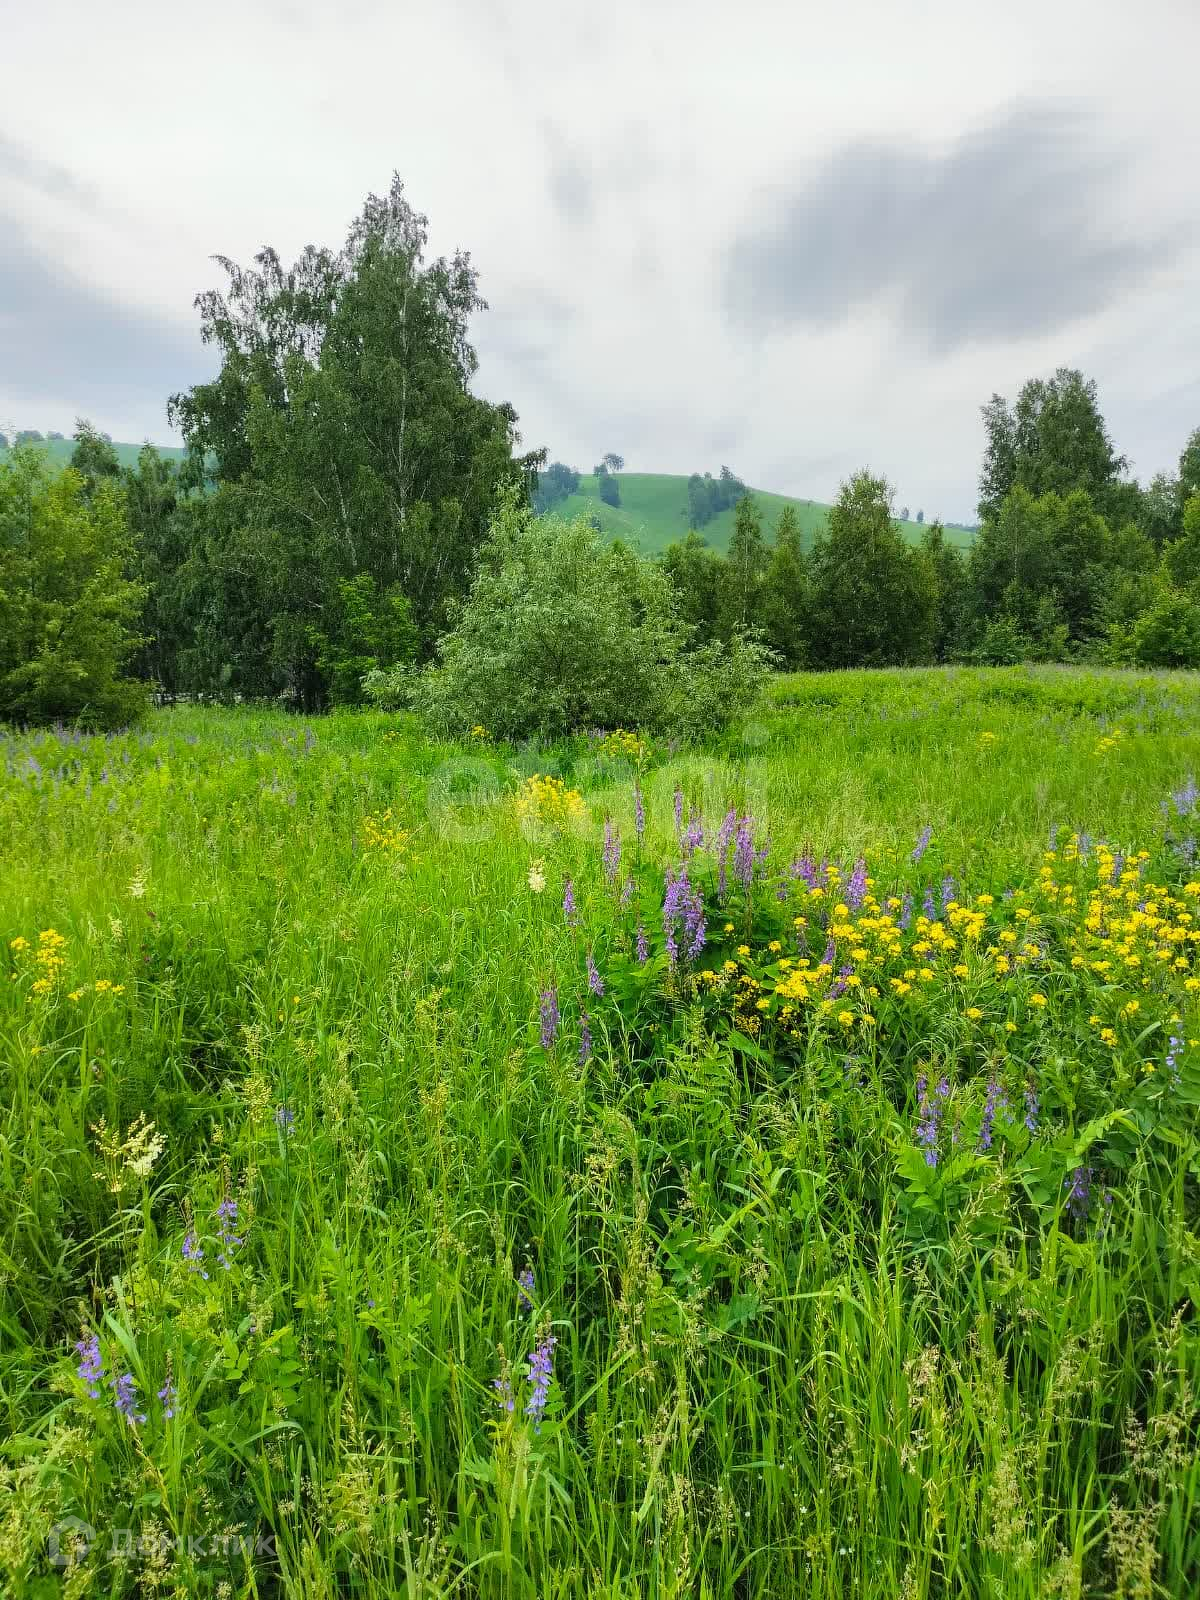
left=846, top=857, right=867, bottom=910
left=75, top=1332, right=103, bottom=1399
left=1023, top=1082, right=1039, bottom=1136
left=1172, top=776, right=1198, bottom=818
left=494, top=1372, right=515, bottom=1413
left=111, top=1371, right=146, bottom=1426
left=715, top=809, right=737, bottom=901
left=663, top=868, right=706, bottom=966
left=674, top=787, right=684, bottom=839
left=182, top=1229, right=208, bottom=1280
left=1064, top=1165, right=1092, bottom=1221
left=539, top=988, right=560, bottom=1050
left=563, top=878, right=578, bottom=928
left=587, top=952, right=604, bottom=997
left=910, top=827, right=932, bottom=864
left=602, top=820, right=622, bottom=886
left=821, top=937, right=835, bottom=967
left=634, top=784, right=645, bottom=841
left=978, top=1077, right=1006, bottom=1152
left=525, top=1333, right=558, bottom=1431
left=940, top=875, right=957, bottom=912
left=733, top=818, right=756, bottom=892
left=1048, top=822, right=1060, bottom=851
left=1167, top=1030, right=1184, bottom=1083
left=274, top=1104, right=295, bottom=1132
left=922, top=887, right=937, bottom=921
left=636, top=923, right=649, bottom=964
left=683, top=812, right=705, bottom=857
left=157, top=1376, right=177, bottom=1420
left=620, top=875, right=634, bottom=909
left=215, top=1197, right=243, bottom=1272
left=579, top=1013, right=593, bottom=1064
left=1110, top=851, right=1124, bottom=882
left=899, top=892, right=913, bottom=931
left=915, top=1074, right=949, bottom=1167
left=518, top=1267, right=535, bottom=1313
left=793, top=854, right=817, bottom=890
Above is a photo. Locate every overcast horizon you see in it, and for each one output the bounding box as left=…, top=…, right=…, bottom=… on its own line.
left=2, top=0, right=1198, bottom=524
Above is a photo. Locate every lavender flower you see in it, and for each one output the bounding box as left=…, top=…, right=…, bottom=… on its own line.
left=1110, top=850, right=1124, bottom=882
left=940, top=874, right=957, bottom=912
left=518, top=1267, right=535, bottom=1313
left=793, top=854, right=818, bottom=889
left=1023, top=1082, right=1039, bottom=1136
left=1167, top=1030, right=1184, bottom=1083
left=683, top=813, right=705, bottom=858
left=634, top=784, right=645, bottom=841
left=899, top=892, right=913, bottom=931
left=922, top=887, right=937, bottom=922
left=182, top=1229, right=208, bottom=1280
left=915, top=1074, right=949, bottom=1167
left=1064, top=1166, right=1092, bottom=1221
left=75, top=1332, right=103, bottom=1399
left=539, top=988, right=560, bottom=1050
left=215, top=1197, right=243, bottom=1272
left=563, top=878, right=578, bottom=927
left=525, top=1333, right=558, bottom=1430
left=494, top=1372, right=515, bottom=1413
left=111, top=1371, right=146, bottom=1426
left=587, top=952, right=605, bottom=997
left=978, top=1077, right=1006, bottom=1152
left=715, top=808, right=737, bottom=901
left=821, top=937, right=835, bottom=967
left=846, top=857, right=867, bottom=911
left=274, top=1104, right=295, bottom=1132
left=733, top=818, right=756, bottom=892
left=157, top=1376, right=176, bottom=1420
left=636, top=923, right=649, bottom=963
left=1171, top=775, right=1198, bottom=818
left=910, top=826, right=932, bottom=864
left=579, top=1013, right=593, bottom=1065
left=602, top=820, right=622, bottom=886
left=663, top=868, right=706, bottom=965
left=620, top=875, right=634, bottom=909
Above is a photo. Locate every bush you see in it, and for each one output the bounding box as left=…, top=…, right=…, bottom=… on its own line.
left=1131, top=588, right=1200, bottom=668
left=0, top=451, right=147, bottom=728
left=415, top=491, right=771, bottom=740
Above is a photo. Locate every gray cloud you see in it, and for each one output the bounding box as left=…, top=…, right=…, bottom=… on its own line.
left=0, top=219, right=211, bottom=426
left=0, top=133, right=105, bottom=212
left=546, top=145, right=594, bottom=226
left=725, top=100, right=1182, bottom=350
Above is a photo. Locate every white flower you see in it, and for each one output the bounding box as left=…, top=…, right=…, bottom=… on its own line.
left=528, top=859, right=547, bottom=894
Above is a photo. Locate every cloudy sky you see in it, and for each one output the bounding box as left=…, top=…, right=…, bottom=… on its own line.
left=2, top=0, right=1197, bottom=522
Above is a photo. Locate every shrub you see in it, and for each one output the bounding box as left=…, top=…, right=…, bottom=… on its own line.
left=0, top=451, right=147, bottom=728
left=1130, top=588, right=1200, bottom=668
left=415, top=490, right=771, bottom=740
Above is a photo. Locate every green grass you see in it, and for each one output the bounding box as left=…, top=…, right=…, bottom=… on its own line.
left=551, top=473, right=976, bottom=556
left=0, top=438, right=187, bottom=472
left=1, top=666, right=1198, bottom=1597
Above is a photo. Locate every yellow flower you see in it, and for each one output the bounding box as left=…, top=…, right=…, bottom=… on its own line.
left=952, top=963, right=969, bottom=978
left=768, top=940, right=782, bottom=954
left=1029, top=993, right=1048, bottom=1008
left=1004, top=1020, right=1017, bottom=1033
left=966, top=1007, right=983, bottom=1021
left=837, top=1010, right=855, bottom=1028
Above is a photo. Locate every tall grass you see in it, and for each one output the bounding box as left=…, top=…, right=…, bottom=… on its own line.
left=1, top=666, right=1198, bottom=1598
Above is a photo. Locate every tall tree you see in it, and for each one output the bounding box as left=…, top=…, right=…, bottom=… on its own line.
left=167, top=174, right=541, bottom=705
left=808, top=472, right=935, bottom=667
left=917, top=522, right=969, bottom=662
left=69, top=420, right=121, bottom=499
left=726, top=494, right=768, bottom=628
left=762, top=505, right=809, bottom=666
left=602, top=452, right=624, bottom=473
left=661, top=531, right=728, bottom=644
left=978, top=369, right=1128, bottom=523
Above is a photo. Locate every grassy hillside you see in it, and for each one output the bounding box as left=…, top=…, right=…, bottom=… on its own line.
left=0, top=437, right=187, bottom=471
left=549, top=472, right=975, bottom=555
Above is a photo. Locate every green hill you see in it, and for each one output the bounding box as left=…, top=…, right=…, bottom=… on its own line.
left=546, top=473, right=975, bottom=555
left=0, top=437, right=187, bottom=471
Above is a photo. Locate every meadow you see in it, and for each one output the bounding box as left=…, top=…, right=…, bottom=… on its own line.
left=2, top=666, right=1199, bottom=1598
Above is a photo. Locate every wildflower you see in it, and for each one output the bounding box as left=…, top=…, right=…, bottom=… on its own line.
left=493, top=1371, right=515, bottom=1413
left=1023, top=1083, right=1039, bottom=1135
left=911, top=826, right=933, bottom=864
left=527, top=859, right=547, bottom=894
left=1029, top=992, right=1048, bottom=1009
left=215, top=1197, right=243, bottom=1272
left=75, top=1332, right=103, bottom=1399
left=579, top=1012, right=593, bottom=1064
left=1167, top=1030, right=1184, bottom=1082
left=111, top=1371, right=146, bottom=1426
left=715, top=809, right=738, bottom=901
left=1064, top=1166, right=1092, bottom=1222
left=525, top=1333, right=558, bottom=1431
left=663, top=868, right=706, bottom=966
left=940, top=875, right=957, bottom=913
left=182, top=1228, right=208, bottom=1279
left=620, top=875, right=634, bottom=909
left=846, top=857, right=867, bottom=911
left=602, top=820, right=622, bottom=886
left=539, top=988, right=560, bottom=1050
left=915, top=1074, right=949, bottom=1167
left=586, top=952, right=605, bottom=997
left=157, top=1371, right=177, bottom=1421
left=922, top=888, right=937, bottom=921
left=274, top=1104, right=295, bottom=1133
left=978, top=1077, right=1005, bottom=1152
left=733, top=817, right=756, bottom=892
left=674, top=787, right=684, bottom=839
left=518, top=1267, right=535, bottom=1313
left=634, top=783, right=645, bottom=841
left=683, top=813, right=705, bottom=856
left=898, top=892, right=913, bottom=931
left=636, top=923, right=649, bottom=963
left=563, top=878, right=578, bottom=927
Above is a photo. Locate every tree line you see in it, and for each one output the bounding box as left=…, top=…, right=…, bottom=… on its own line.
left=3, top=171, right=1200, bottom=731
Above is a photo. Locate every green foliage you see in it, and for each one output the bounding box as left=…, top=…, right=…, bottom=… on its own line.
left=979, top=367, right=1129, bottom=522
left=70, top=418, right=122, bottom=499
left=1163, top=493, right=1200, bottom=590
left=311, top=573, right=418, bottom=705
left=530, top=460, right=580, bottom=514
left=165, top=174, right=539, bottom=705
left=808, top=471, right=936, bottom=667
left=761, top=505, right=809, bottom=667
left=660, top=529, right=729, bottom=643
left=598, top=471, right=620, bottom=507
left=0, top=450, right=146, bottom=728
left=418, top=491, right=769, bottom=740
left=1131, top=586, right=1200, bottom=667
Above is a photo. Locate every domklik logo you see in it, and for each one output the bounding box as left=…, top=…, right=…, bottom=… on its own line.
left=47, top=1515, right=96, bottom=1569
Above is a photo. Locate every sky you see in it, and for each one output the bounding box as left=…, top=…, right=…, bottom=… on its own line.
left=1, top=0, right=1198, bottom=523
